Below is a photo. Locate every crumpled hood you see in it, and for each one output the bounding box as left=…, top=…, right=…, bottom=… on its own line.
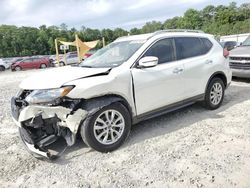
left=19, top=66, right=110, bottom=90
left=230, top=46, right=250, bottom=57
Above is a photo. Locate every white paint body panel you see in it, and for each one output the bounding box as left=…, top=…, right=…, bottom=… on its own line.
left=19, top=66, right=110, bottom=90
left=132, top=61, right=185, bottom=114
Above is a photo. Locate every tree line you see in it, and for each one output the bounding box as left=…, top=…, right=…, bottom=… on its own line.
left=0, top=2, right=249, bottom=58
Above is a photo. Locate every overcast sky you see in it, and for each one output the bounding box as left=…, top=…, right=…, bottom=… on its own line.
left=0, top=0, right=249, bottom=30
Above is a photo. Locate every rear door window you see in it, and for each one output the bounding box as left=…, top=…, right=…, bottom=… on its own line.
left=175, top=37, right=210, bottom=60
left=144, top=38, right=175, bottom=64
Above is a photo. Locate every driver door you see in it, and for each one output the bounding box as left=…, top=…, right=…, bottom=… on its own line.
left=131, top=38, right=185, bottom=116
left=22, top=59, right=33, bottom=69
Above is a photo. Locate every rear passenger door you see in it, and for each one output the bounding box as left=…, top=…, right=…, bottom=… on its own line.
left=31, top=58, right=39, bottom=68
left=174, top=37, right=213, bottom=98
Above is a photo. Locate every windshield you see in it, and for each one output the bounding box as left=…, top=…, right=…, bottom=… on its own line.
left=241, top=36, right=250, bottom=46
left=80, top=40, right=145, bottom=68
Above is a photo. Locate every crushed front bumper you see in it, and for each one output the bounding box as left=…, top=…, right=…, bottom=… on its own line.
left=11, top=96, right=87, bottom=159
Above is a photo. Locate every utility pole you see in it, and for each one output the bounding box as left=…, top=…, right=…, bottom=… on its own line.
left=75, top=34, right=81, bottom=64
left=55, top=38, right=59, bottom=66
left=102, top=37, right=105, bottom=47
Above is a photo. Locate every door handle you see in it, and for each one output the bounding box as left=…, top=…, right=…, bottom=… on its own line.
left=205, top=60, right=213, bottom=64
left=173, top=67, right=184, bottom=74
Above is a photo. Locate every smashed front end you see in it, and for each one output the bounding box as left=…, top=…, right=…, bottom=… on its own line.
left=11, top=88, right=87, bottom=159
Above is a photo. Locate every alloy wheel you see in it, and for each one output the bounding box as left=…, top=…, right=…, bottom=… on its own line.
left=210, top=82, right=223, bottom=105
left=93, top=109, right=125, bottom=145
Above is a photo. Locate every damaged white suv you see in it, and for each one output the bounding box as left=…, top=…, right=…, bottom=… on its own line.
left=11, top=30, right=232, bottom=159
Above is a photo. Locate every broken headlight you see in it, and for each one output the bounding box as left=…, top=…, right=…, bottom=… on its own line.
left=25, top=86, right=74, bottom=104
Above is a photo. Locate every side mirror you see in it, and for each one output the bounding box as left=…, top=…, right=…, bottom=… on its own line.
left=138, top=56, right=158, bottom=68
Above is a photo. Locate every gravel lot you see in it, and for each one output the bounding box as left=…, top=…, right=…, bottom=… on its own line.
left=0, top=69, right=250, bottom=188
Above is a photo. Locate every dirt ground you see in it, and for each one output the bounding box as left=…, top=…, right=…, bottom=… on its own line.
left=0, top=69, right=250, bottom=188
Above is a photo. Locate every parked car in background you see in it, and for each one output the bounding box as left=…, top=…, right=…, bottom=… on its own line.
left=53, top=51, right=96, bottom=66
left=11, top=30, right=232, bottom=159
left=229, top=36, right=250, bottom=78
left=221, top=41, right=237, bottom=51
left=0, top=59, right=10, bottom=71
left=53, top=52, right=79, bottom=66
left=2, top=58, right=14, bottom=65
left=11, top=57, right=50, bottom=71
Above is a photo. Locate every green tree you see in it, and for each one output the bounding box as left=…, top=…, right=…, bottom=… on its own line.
left=141, top=21, right=163, bottom=33
left=0, top=2, right=249, bottom=58
left=181, top=9, right=202, bottom=29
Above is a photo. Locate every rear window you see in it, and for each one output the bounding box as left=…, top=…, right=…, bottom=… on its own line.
left=175, top=37, right=212, bottom=60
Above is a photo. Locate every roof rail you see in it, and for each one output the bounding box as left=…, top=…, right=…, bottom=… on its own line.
left=153, top=29, right=204, bottom=36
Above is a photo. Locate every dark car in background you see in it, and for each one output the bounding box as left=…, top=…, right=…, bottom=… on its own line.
left=11, top=57, right=50, bottom=71
left=221, top=41, right=238, bottom=51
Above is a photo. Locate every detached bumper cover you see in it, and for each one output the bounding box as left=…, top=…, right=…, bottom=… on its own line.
left=11, top=97, right=20, bottom=121
left=11, top=97, right=88, bottom=159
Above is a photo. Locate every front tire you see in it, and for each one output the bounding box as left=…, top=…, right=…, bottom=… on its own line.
left=204, top=77, right=225, bottom=110
left=15, top=66, right=21, bottom=71
left=80, top=103, right=131, bottom=152
left=40, top=63, right=47, bottom=69
left=59, top=62, right=65, bottom=66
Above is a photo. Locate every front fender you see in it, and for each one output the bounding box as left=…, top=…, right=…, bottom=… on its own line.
left=66, top=70, right=136, bottom=116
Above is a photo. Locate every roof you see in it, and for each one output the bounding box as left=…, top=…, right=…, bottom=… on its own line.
left=115, top=30, right=212, bottom=42
left=115, top=33, right=153, bottom=42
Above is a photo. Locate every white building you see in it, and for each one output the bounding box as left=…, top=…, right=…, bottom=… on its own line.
left=220, top=33, right=250, bottom=43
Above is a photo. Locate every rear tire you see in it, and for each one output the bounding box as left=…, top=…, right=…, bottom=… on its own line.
left=80, top=102, right=131, bottom=152
left=204, top=77, right=225, bottom=110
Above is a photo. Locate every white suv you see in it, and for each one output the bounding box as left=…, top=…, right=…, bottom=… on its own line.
left=11, top=30, right=232, bottom=159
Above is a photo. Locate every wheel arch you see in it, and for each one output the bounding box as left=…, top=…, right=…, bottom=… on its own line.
left=40, top=63, right=47, bottom=68
left=15, top=65, right=22, bottom=71
left=0, top=65, right=5, bottom=71
left=82, top=94, right=133, bottom=119
left=205, top=71, right=227, bottom=93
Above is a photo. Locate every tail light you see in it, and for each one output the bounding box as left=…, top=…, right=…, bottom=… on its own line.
left=223, top=48, right=229, bottom=58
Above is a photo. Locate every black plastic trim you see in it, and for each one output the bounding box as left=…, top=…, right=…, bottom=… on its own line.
left=133, top=94, right=204, bottom=124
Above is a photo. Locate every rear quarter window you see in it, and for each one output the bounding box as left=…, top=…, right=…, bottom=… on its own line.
left=200, top=38, right=213, bottom=53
